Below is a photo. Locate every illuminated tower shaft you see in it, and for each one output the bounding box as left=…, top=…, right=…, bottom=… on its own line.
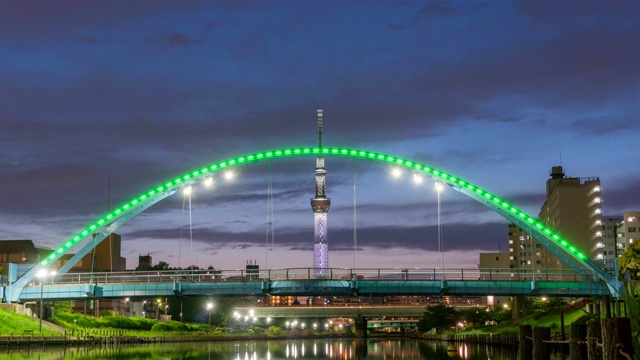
left=311, top=110, right=331, bottom=276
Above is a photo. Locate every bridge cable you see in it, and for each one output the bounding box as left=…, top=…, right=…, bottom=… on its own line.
left=353, top=158, right=357, bottom=268
left=108, top=178, right=113, bottom=273
left=188, top=188, right=193, bottom=271
left=178, top=194, right=185, bottom=269
left=265, top=160, right=275, bottom=269
left=266, top=161, right=271, bottom=268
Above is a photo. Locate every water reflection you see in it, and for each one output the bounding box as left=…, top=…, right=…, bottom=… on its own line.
left=0, top=338, right=569, bottom=359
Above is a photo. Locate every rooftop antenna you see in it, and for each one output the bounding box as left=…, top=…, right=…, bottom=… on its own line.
left=559, top=151, right=562, bottom=166
left=317, top=109, right=323, bottom=148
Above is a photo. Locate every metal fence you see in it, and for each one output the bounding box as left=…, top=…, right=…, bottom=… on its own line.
left=49, top=267, right=594, bottom=285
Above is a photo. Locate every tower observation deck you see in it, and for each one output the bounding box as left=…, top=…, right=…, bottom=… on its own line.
left=311, top=110, right=331, bottom=276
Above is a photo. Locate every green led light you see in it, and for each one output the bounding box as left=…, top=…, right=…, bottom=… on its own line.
left=43, top=146, right=595, bottom=283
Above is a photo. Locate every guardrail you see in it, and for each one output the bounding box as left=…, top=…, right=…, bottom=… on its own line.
left=48, top=267, right=594, bottom=285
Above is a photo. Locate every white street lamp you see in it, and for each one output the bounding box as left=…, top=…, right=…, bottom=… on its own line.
left=206, top=302, right=213, bottom=325
left=36, top=269, right=56, bottom=333
left=435, top=182, right=445, bottom=278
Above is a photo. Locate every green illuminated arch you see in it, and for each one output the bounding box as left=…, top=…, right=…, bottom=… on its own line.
left=8, top=147, right=617, bottom=302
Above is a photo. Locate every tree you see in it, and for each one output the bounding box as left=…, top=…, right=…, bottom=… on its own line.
left=151, top=261, right=170, bottom=270
left=531, top=297, right=566, bottom=313
left=619, top=240, right=640, bottom=279
left=417, top=304, right=458, bottom=332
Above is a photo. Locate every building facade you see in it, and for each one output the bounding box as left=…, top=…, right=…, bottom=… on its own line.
left=508, top=166, right=603, bottom=272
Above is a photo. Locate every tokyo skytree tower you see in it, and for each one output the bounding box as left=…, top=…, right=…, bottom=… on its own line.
left=311, top=110, right=331, bottom=276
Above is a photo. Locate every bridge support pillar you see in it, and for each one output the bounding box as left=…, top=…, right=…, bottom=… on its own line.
left=354, top=316, right=367, bottom=338
left=513, top=296, right=527, bottom=319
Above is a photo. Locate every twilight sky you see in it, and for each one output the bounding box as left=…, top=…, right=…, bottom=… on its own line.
left=1, top=1, right=639, bottom=271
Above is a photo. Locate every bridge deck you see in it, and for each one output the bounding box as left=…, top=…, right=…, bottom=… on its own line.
left=9, top=268, right=609, bottom=301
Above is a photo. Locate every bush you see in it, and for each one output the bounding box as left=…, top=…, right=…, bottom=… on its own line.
left=151, top=321, right=189, bottom=332
left=266, top=326, right=282, bottom=336
left=100, top=310, right=118, bottom=317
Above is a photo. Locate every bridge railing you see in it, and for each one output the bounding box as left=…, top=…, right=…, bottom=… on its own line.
left=49, top=267, right=594, bottom=285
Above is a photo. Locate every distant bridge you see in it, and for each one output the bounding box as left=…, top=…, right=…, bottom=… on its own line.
left=234, top=305, right=430, bottom=319
left=13, top=267, right=609, bottom=302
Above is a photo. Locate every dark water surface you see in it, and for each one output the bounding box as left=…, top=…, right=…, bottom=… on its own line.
left=0, top=338, right=568, bottom=359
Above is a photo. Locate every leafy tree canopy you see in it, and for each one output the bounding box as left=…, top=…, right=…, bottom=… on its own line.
left=417, top=304, right=458, bottom=332
left=619, top=240, right=640, bottom=279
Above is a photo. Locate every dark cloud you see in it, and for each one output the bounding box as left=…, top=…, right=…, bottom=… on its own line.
left=76, top=36, right=98, bottom=43
left=1, top=1, right=639, bottom=269
left=156, top=32, right=203, bottom=47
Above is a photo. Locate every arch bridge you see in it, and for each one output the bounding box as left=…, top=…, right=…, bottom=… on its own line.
left=3, top=147, right=620, bottom=303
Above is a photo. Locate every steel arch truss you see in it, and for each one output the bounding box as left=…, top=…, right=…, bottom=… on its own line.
left=4, top=147, right=619, bottom=302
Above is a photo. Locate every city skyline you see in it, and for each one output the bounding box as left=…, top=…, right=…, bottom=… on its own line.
left=1, top=1, right=639, bottom=270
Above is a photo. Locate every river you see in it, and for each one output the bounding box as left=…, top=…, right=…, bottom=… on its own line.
left=0, top=338, right=569, bottom=359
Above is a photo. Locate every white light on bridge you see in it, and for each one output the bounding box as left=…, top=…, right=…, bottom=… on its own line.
left=412, top=173, right=423, bottom=185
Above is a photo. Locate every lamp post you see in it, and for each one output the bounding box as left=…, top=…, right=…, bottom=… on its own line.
left=36, top=269, right=56, bottom=333
left=123, top=298, right=129, bottom=317
left=206, top=302, right=213, bottom=326
left=435, top=182, right=445, bottom=278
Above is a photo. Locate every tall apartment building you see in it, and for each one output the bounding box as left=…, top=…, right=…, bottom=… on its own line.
left=538, top=166, right=602, bottom=269
left=594, top=211, right=640, bottom=270
left=509, top=166, right=602, bottom=271
left=508, top=224, right=543, bottom=271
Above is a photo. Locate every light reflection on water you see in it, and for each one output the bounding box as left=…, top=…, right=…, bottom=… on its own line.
left=0, top=338, right=568, bottom=359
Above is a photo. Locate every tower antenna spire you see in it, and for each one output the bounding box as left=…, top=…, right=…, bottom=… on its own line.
left=317, top=109, right=323, bottom=148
